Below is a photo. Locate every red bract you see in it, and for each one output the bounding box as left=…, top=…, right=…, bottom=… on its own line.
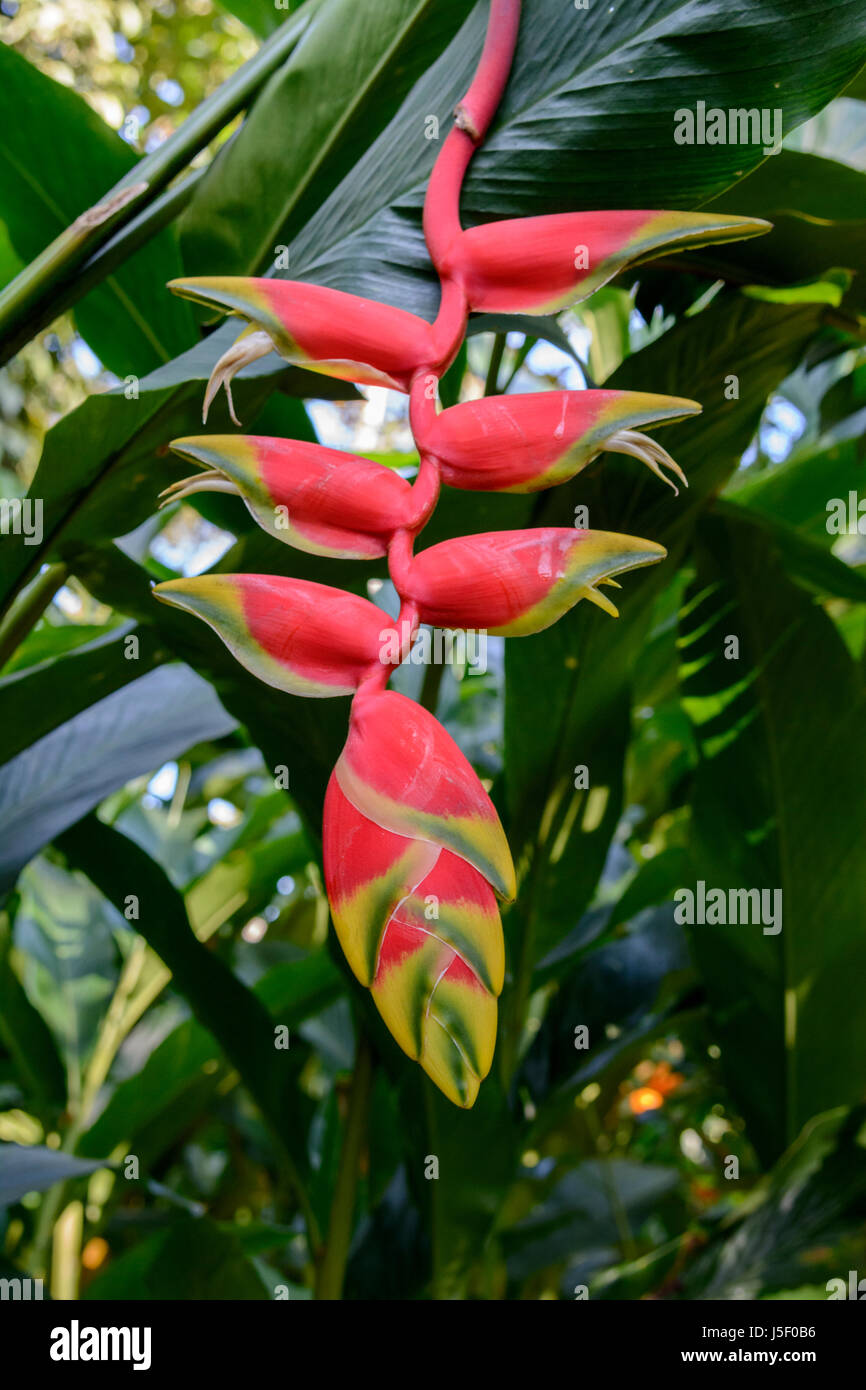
left=336, top=687, right=516, bottom=901
left=152, top=574, right=389, bottom=697
left=157, top=0, right=769, bottom=1106
left=163, top=435, right=415, bottom=558
left=422, top=390, right=699, bottom=494
left=168, top=277, right=442, bottom=420
left=444, top=210, right=770, bottom=314
left=403, top=528, right=666, bottom=632
left=324, top=741, right=506, bottom=1107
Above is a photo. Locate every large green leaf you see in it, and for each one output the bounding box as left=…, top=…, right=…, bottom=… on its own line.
left=78, top=954, right=341, bottom=1160
left=690, top=151, right=866, bottom=313
left=12, top=857, right=121, bottom=1084
left=0, top=44, right=195, bottom=374
left=504, top=295, right=823, bottom=982
left=679, top=507, right=866, bottom=1159
left=503, top=1159, right=680, bottom=1286
left=728, top=437, right=866, bottom=546
left=58, top=816, right=322, bottom=1186
left=0, top=625, right=162, bottom=766
left=680, top=1106, right=866, bottom=1298
left=0, top=664, right=237, bottom=891
left=284, top=0, right=866, bottom=318
left=717, top=498, right=866, bottom=603
left=216, top=0, right=294, bottom=35
left=180, top=0, right=468, bottom=277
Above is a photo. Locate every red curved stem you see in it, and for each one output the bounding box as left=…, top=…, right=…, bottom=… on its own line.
left=365, top=0, right=520, bottom=707
left=423, top=0, right=522, bottom=270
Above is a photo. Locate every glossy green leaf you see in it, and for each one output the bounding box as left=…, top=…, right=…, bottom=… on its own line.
left=696, top=150, right=866, bottom=313
left=284, top=0, right=866, bottom=318
left=728, top=438, right=866, bottom=546
left=0, top=625, right=162, bottom=766
left=216, top=0, right=292, bottom=35
left=180, top=0, right=468, bottom=277
left=0, top=364, right=322, bottom=614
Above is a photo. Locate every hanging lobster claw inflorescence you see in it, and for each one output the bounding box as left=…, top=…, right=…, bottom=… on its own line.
left=155, top=0, right=770, bottom=1106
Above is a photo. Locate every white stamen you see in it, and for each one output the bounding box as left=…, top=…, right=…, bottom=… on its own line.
left=203, top=329, right=276, bottom=426
left=605, top=429, right=688, bottom=495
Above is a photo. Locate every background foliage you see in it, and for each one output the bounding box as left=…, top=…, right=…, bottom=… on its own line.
left=0, top=0, right=865, bottom=1300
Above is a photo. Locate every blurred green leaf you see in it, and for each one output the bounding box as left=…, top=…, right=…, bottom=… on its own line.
left=681, top=1106, right=866, bottom=1298
left=728, top=437, right=866, bottom=546
left=504, top=1159, right=680, bottom=1285
left=0, top=625, right=163, bottom=766
left=679, top=508, right=866, bottom=1158
left=215, top=0, right=293, bottom=35
left=59, top=816, right=323, bottom=1187
left=83, top=1214, right=269, bottom=1299
left=0, top=917, right=66, bottom=1112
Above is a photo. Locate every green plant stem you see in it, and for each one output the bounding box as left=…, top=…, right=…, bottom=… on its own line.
left=418, top=654, right=445, bottom=715
left=315, top=1036, right=374, bottom=1300
left=584, top=1100, right=637, bottom=1262
left=0, top=170, right=204, bottom=367
left=0, top=5, right=318, bottom=363
left=0, top=562, right=68, bottom=672
left=484, top=331, right=506, bottom=396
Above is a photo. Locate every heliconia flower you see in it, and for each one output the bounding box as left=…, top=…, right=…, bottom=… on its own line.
left=324, top=773, right=503, bottom=1107
left=152, top=574, right=387, bottom=696
left=424, top=390, right=699, bottom=495
left=167, top=277, right=439, bottom=421
left=443, top=210, right=771, bottom=314
left=161, top=435, right=415, bottom=559
left=403, top=528, right=666, bottom=633
left=335, top=686, right=516, bottom=902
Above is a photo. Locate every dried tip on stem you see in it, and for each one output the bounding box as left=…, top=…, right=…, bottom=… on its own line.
left=605, top=429, right=689, bottom=495
left=202, top=328, right=275, bottom=426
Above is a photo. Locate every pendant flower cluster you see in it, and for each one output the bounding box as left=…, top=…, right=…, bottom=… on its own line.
left=153, top=0, right=768, bottom=1106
